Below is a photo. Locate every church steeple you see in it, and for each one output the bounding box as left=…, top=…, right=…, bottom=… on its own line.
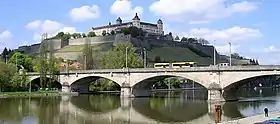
left=132, top=13, right=140, bottom=20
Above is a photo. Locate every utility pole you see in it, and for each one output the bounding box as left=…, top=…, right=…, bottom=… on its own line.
left=126, top=47, right=128, bottom=68
left=143, top=48, right=147, bottom=68
left=229, top=42, right=232, bottom=66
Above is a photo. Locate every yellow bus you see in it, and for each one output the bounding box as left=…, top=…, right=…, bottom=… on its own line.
left=154, top=63, right=171, bottom=68
left=171, top=62, right=197, bottom=68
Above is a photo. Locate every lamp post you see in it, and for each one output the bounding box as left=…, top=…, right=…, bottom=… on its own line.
left=126, top=47, right=128, bottom=68
left=229, top=42, right=232, bottom=66
left=143, top=48, right=147, bottom=68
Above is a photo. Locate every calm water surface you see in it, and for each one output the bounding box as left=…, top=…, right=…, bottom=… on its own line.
left=1, top=88, right=280, bottom=124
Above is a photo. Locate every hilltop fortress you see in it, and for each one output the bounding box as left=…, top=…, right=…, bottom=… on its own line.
left=16, top=13, right=253, bottom=66
left=90, top=13, right=164, bottom=36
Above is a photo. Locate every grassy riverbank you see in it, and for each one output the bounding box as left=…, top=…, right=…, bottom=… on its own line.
left=0, top=91, right=61, bottom=98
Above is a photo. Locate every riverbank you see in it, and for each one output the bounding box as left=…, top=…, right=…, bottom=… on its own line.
left=220, top=111, right=280, bottom=124
left=0, top=91, right=78, bottom=98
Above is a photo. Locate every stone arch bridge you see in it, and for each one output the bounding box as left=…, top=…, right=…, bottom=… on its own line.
left=27, top=65, right=280, bottom=101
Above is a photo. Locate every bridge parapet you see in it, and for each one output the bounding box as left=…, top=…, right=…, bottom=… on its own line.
left=26, top=65, right=280, bottom=76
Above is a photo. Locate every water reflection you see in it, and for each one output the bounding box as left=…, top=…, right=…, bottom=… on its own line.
left=0, top=89, right=280, bottom=124
left=132, top=97, right=208, bottom=122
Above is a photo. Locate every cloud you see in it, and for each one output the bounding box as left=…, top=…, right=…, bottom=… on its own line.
left=149, top=0, right=259, bottom=23
left=26, top=20, right=76, bottom=42
left=251, top=45, right=280, bottom=53
left=183, top=27, right=262, bottom=42
left=215, top=44, right=240, bottom=54
left=70, top=5, right=100, bottom=21
left=110, top=0, right=143, bottom=20
left=0, top=30, right=12, bottom=42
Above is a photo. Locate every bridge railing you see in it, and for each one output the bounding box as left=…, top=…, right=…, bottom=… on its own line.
left=26, top=65, right=280, bottom=75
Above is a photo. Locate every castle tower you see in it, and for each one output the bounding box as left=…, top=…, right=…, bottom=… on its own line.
left=157, top=19, right=164, bottom=35
left=132, top=13, right=140, bottom=28
left=116, top=17, right=122, bottom=24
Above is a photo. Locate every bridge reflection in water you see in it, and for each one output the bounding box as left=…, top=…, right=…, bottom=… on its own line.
left=0, top=89, right=278, bottom=124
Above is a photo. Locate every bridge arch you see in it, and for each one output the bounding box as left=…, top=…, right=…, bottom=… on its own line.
left=130, top=73, right=208, bottom=98
left=29, top=76, right=62, bottom=90
left=69, top=75, right=122, bottom=93
left=222, top=71, right=280, bottom=90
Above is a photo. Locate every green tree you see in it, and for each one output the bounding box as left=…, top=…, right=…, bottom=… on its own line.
left=1, top=47, right=8, bottom=61
left=181, top=37, right=188, bottom=42
left=101, top=42, right=143, bottom=69
left=82, top=33, right=87, bottom=38
left=35, top=34, right=59, bottom=89
left=102, top=30, right=107, bottom=36
left=9, top=52, right=33, bottom=72
left=175, top=36, right=180, bottom=41
left=55, top=32, right=65, bottom=39
left=82, top=39, right=95, bottom=70
left=87, top=32, right=96, bottom=37
left=61, top=33, right=71, bottom=41
left=197, top=38, right=209, bottom=45
left=0, top=61, right=16, bottom=91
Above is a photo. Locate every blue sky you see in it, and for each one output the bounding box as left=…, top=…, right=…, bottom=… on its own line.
left=0, top=0, right=279, bottom=64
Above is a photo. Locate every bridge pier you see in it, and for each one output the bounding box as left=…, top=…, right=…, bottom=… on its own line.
left=62, top=85, right=71, bottom=93
left=208, top=89, right=225, bottom=102
left=121, top=87, right=133, bottom=98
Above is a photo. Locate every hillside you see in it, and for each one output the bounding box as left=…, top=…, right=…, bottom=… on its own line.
left=146, top=47, right=213, bottom=66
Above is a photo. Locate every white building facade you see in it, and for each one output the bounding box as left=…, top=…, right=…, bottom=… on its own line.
left=89, top=13, right=164, bottom=36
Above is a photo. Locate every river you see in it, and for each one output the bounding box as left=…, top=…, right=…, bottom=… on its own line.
left=1, top=88, right=280, bottom=124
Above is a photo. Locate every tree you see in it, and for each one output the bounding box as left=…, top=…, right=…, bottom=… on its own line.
left=9, top=52, right=33, bottom=72
left=110, top=30, right=115, bottom=35
left=175, top=36, right=180, bottom=41
left=181, top=37, right=188, bottom=42
left=120, top=27, right=146, bottom=37
left=197, top=38, right=209, bottom=45
left=55, top=32, right=65, bottom=39
left=102, top=30, right=107, bottom=36
left=1, top=47, right=8, bottom=61
left=188, top=38, right=198, bottom=43
left=82, top=33, right=87, bottom=38
left=82, top=39, right=95, bottom=70
left=0, top=61, right=16, bottom=91
left=61, top=33, right=71, bottom=41
left=35, top=34, right=59, bottom=89
left=88, top=32, right=96, bottom=37
left=100, top=42, right=143, bottom=69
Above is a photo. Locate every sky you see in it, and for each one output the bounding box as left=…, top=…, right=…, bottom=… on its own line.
left=0, top=0, right=279, bottom=65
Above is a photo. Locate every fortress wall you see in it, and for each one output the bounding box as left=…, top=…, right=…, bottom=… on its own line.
left=54, top=52, right=82, bottom=60
left=46, top=39, right=63, bottom=50
left=69, top=36, right=115, bottom=45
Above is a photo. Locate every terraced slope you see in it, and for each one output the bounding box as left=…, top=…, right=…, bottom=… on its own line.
left=146, top=47, right=213, bottom=65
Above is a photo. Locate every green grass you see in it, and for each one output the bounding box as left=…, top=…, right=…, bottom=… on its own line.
left=0, top=91, right=59, bottom=95
left=58, top=43, right=213, bottom=65
left=58, top=42, right=113, bottom=52
left=147, top=47, right=213, bottom=65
